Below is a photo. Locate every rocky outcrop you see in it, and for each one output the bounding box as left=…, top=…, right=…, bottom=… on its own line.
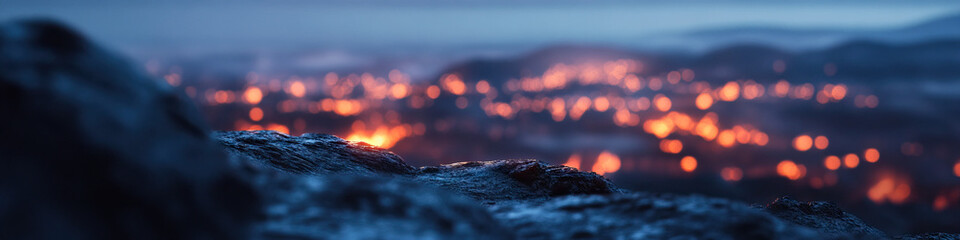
left=0, top=20, right=260, bottom=239
left=215, top=130, right=957, bottom=239
left=217, top=131, right=414, bottom=175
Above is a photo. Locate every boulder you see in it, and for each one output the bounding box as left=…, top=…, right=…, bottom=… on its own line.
left=0, top=19, right=260, bottom=239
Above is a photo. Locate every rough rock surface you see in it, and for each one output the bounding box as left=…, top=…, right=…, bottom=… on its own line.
left=216, top=130, right=958, bottom=239
left=0, top=20, right=260, bottom=239
left=763, top=197, right=888, bottom=239
left=216, top=131, right=414, bottom=175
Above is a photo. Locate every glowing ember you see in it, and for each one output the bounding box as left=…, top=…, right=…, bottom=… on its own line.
left=680, top=156, right=697, bottom=172
left=592, top=151, right=621, bottom=176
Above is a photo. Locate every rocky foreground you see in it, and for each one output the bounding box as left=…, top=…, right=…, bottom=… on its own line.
left=1, top=19, right=958, bottom=239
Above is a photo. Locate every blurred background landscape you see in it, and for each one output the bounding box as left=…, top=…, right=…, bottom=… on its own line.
left=3, top=0, right=960, bottom=235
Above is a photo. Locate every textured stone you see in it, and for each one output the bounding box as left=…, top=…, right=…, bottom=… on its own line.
left=763, top=197, right=888, bottom=239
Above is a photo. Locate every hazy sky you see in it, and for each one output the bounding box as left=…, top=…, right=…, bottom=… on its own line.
left=2, top=1, right=959, bottom=51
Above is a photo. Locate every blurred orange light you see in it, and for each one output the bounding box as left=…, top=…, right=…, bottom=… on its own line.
left=793, top=135, right=813, bottom=151
left=824, top=156, right=841, bottom=170
left=695, top=93, right=713, bottom=110
left=594, top=97, right=610, bottom=112
left=718, top=81, right=740, bottom=102
left=721, top=167, right=743, bottom=181
left=390, top=84, right=409, bottom=99
left=653, top=94, right=671, bottom=112
left=249, top=107, right=263, bottom=122
left=843, top=153, right=859, bottom=168
left=476, top=80, right=491, bottom=94
left=266, top=123, right=290, bottom=135
left=864, top=148, right=880, bottom=163
left=289, top=81, right=306, bottom=98
left=717, top=130, right=736, bottom=148
left=814, top=136, right=829, bottom=150
left=426, top=85, right=441, bottom=99
left=680, top=156, right=697, bottom=172
left=592, top=151, right=621, bottom=176
left=777, top=160, right=803, bottom=180
left=563, top=154, right=582, bottom=170
left=243, top=87, right=263, bottom=104
left=660, top=139, right=683, bottom=154
left=954, top=161, right=960, bottom=177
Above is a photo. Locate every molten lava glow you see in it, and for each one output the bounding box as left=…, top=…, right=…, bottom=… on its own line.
left=718, top=81, right=740, bottom=102
left=864, top=148, right=880, bottom=163
left=814, top=136, right=829, bottom=150
left=695, top=92, right=714, bottom=110
left=793, top=135, right=813, bottom=151
left=249, top=107, right=264, bottom=122
left=717, top=130, right=736, bottom=148
left=721, top=167, right=743, bottom=181
left=680, top=156, right=697, bottom=172
left=289, top=81, right=306, bottom=98
left=777, top=160, right=805, bottom=180
left=653, top=94, right=672, bottom=112
left=660, top=139, right=683, bottom=154
left=266, top=123, right=290, bottom=134
left=243, top=87, right=263, bottom=104
left=563, top=154, right=582, bottom=170
left=346, top=125, right=411, bottom=149
left=868, top=176, right=911, bottom=204
left=843, top=153, right=860, bottom=168
left=824, top=156, right=841, bottom=170
left=592, top=151, right=621, bottom=176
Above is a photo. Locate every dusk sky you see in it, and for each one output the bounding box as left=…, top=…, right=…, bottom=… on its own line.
left=3, top=1, right=959, bottom=52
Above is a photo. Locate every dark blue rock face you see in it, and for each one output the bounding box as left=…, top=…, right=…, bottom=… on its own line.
left=0, top=20, right=261, bottom=239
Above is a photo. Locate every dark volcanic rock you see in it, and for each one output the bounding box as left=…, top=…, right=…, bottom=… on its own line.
left=258, top=175, right=512, bottom=239
left=763, top=197, right=888, bottom=239
left=216, top=131, right=415, bottom=175
left=490, top=193, right=825, bottom=240
left=417, top=159, right=623, bottom=202
left=896, top=233, right=960, bottom=240
left=0, top=20, right=260, bottom=239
